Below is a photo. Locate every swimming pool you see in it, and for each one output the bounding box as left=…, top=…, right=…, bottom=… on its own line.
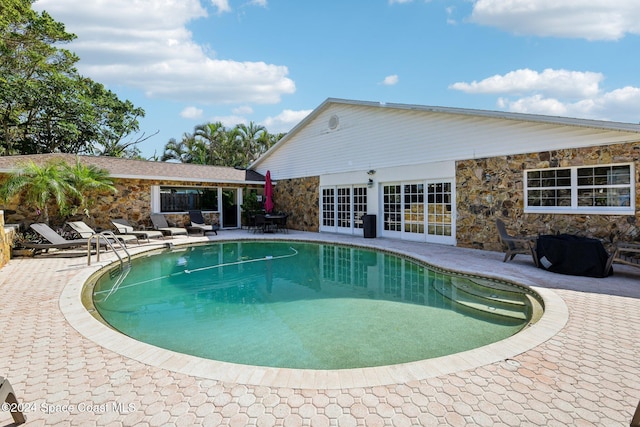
left=91, top=240, right=542, bottom=370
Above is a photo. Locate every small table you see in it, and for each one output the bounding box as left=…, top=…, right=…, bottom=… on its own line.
left=263, top=214, right=287, bottom=233
left=536, top=234, right=611, bottom=278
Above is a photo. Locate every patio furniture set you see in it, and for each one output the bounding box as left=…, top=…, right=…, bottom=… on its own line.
left=496, top=218, right=640, bottom=277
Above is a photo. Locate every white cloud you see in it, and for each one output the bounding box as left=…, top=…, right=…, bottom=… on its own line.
left=389, top=0, right=414, bottom=4
left=33, top=0, right=295, bottom=105
left=470, top=0, right=640, bottom=41
left=180, top=106, right=204, bottom=119
left=232, top=105, right=254, bottom=115
left=381, top=75, right=399, bottom=86
left=262, top=109, right=313, bottom=133
left=210, top=115, right=248, bottom=128
left=211, top=0, right=231, bottom=14
left=453, top=68, right=640, bottom=123
left=249, top=0, right=268, bottom=7
left=450, top=69, right=603, bottom=99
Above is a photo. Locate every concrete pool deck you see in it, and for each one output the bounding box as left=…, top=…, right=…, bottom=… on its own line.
left=1, top=229, right=639, bottom=426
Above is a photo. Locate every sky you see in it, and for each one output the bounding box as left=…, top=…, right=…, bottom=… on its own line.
left=33, top=0, right=640, bottom=159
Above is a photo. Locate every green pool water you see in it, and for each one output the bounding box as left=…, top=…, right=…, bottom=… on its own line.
left=92, top=241, right=535, bottom=369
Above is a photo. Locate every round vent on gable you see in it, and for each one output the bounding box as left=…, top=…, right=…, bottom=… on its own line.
left=328, top=114, right=340, bottom=130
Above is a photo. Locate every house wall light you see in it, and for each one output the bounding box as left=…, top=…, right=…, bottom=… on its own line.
left=367, top=178, right=374, bottom=188
left=367, top=169, right=376, bottom=176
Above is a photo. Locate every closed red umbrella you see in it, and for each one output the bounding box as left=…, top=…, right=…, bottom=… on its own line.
left=264, top=170, right=274, bottom=213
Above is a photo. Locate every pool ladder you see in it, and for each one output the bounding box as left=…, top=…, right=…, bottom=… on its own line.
left=87, top=231, right=131, bottom=268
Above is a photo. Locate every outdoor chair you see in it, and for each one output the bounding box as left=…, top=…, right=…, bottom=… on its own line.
left=496, top=218, right=538, bottom=266
left=272, top=213, right=289, bottom=233
left=253, top=214, right=266, bottom=233
left=150, top=214, right=189, bottom=237
left=67, top=221, right=139, bottom=246
left=605, top=241, right=640, bottom=275
left=111, top=219, right=164, bottom=243
left=22, top=223, right=108, bottom=254
left=188, top=210, right=219, bottom=235
left=0, top=376, right=26, bottom=425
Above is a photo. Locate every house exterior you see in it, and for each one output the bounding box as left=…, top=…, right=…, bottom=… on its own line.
left=0, top=153, right=265, bottom=232
left=250, top=98, right=640, bottom=251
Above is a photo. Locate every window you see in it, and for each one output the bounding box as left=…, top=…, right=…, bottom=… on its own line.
left=159, top=187, right=218, bottom=213
left=525, top=163, right=634, bottom=214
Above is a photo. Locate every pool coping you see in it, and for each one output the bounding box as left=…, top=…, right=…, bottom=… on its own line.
left=59, top=234, right=569, bottom=389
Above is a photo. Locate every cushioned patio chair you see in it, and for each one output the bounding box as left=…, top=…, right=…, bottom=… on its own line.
left=496, top=218, right=538, bottom=266
left=188, top=210, right=219, bottom=235
left=605, top=241, right=640, bottom=275
left=111, top=219, right=164, bottom=243
left=22, top=223, right=107, bottom=254
left=67, top=221, right=139, bottom=246
left=0, top=376, right=26, bottom=424
left=150, top=214, right=189, bottom=237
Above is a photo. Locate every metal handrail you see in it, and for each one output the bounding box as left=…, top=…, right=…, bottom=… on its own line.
left=87, top=231, right=131, bottom=267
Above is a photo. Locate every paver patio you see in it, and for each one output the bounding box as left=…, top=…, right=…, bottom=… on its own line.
left=1, top=230, right=639, bottom=426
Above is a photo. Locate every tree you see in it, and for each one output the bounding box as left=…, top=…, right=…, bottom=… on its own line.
left=0, top=160, right=76, bottom=224
left=62, top=157, right=117, bottom=218
left=161, top=122, right=284, bottom=168
left=0, top=1, right=146, bottom=156
left=0, top=158, right=116, bottom=224
left=160, top=133, right=207, bottom=163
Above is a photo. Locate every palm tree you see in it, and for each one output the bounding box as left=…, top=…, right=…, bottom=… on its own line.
left=194, top=121, right=226, bottom=165
left=236, top=122, right=266, bottom=166
left=161, top=132, right=207, bottom=164
left=0, top=160, right=76, bottom=224
left=62, top=157, right=116, bottom=218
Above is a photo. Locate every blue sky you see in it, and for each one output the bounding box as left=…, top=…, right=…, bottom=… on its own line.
left=33, top=0, right=640, bottom=159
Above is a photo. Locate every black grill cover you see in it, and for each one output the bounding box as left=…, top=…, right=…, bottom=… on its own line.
left=536, top=234, right=611, bottom=278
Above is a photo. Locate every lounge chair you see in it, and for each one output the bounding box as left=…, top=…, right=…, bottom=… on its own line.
left=111, top=219, right=164, bottom=243
left=0, top=376, right=26, bottom=424
left=22, top=223, right=107, bottom=254
left=605, top=241, right=640, bottom=275
left=496, top=218, right=538, bottom=266
left=67, top=221, right=139, bottom=246
left=188, top=210, right=219, bottom=235
left=150, top=214, right=189, bottom=237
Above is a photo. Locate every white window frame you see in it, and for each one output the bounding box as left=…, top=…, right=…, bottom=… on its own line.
left=524, top=163, right=635, bottom=215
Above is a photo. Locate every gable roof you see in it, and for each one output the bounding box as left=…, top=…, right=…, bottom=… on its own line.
left=0, top=154, right=265, bottom=184
left=251, top=98, right=640, bottom=171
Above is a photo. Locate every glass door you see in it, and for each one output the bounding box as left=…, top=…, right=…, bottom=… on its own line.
left=336, top=187, right=351, bottom=233
left=403, top=183, right=425, bottom=241
left=221, top=188, right=239, bottom=228
left=426, top=181, right=454, bottom=244
left=320, top=186, right=367, bottom=234
left=381, top=181, right=455, bottom=244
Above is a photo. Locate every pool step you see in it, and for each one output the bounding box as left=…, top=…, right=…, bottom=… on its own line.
left=433, top=277, right=530, bottom=320
left=449, top=277, right=527, bottom=307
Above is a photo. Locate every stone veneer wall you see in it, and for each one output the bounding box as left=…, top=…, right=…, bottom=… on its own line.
left=271, top=176, right=320, bottom=232
left=456, top=141, right=640, bottom=252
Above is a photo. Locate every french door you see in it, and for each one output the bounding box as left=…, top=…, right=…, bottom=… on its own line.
left=320, top=186, right=367, bottom=234
left=382, top=181, right=454, bottom=244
